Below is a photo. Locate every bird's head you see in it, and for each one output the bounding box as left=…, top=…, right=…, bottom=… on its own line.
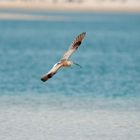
left=67, top=60, right=73, bottom=66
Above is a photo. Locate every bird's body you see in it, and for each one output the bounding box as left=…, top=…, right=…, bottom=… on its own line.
left=41, top=59, right=73, bottom=82
left=61, top=59, right=73, bottom=67
left=41, top=32, right=86, bottom=82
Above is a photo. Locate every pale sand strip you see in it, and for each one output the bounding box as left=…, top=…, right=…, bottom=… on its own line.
left=0, top=2, right=140, bottom=12
left=0, top=13, right=45, bottom=20
left=0, top=13, right=68, bottom=20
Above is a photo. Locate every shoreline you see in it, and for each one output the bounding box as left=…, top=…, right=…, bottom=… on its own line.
left=0, top=2, right=140, bottom=13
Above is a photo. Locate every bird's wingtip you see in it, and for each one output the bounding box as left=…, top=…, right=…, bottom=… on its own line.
left=82, top=32, right=86, bottom=35
left=41, top=77, right=46, bottom=82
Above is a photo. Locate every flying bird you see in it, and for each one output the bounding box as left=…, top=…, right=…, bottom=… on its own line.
left=41, top=32, right=86, bottom=82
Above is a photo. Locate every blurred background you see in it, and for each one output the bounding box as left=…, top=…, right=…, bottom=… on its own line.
left=0, top=0, right=140, bottom=12
left=0, top=1, right=140, bottom=140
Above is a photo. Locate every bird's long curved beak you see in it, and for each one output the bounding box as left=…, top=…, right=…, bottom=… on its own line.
left=73, top=62, right=82, bottom=68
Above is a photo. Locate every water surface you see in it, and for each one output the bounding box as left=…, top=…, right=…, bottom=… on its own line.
left=0, top=11, right=140, bottom=140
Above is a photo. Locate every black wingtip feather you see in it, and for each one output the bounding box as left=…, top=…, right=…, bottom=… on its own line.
left=82, top=32, right=86, bottom=36
left=41, top=78, right=46, bottom=82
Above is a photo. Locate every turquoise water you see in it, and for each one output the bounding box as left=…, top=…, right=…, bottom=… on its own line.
left=0, top=12, right=140, bottom=98
left=0, top=12, right=140, bottom=140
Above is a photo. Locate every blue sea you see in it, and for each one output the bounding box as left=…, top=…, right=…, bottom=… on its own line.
left=0, top=11, right=140, bottom=140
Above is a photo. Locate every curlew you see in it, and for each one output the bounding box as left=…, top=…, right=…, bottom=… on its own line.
left=41, top=32, right=86, bottom=82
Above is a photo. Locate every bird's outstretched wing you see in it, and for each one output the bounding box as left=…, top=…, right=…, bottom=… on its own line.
left=41, top=62, right=63, bottom=82
left=62, top=32, right=86, bottom=60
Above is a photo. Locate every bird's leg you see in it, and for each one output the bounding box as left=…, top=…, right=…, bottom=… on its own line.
left=73, top=62, right=82, bottom=68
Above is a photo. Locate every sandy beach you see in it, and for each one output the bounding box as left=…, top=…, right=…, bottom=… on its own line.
left=0, top=1, right=140, bottom=20
left=0, top=1, right=140, bottom=12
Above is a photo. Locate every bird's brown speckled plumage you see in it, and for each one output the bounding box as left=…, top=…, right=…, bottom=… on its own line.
left=41, top=32, right=86, bottom=82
